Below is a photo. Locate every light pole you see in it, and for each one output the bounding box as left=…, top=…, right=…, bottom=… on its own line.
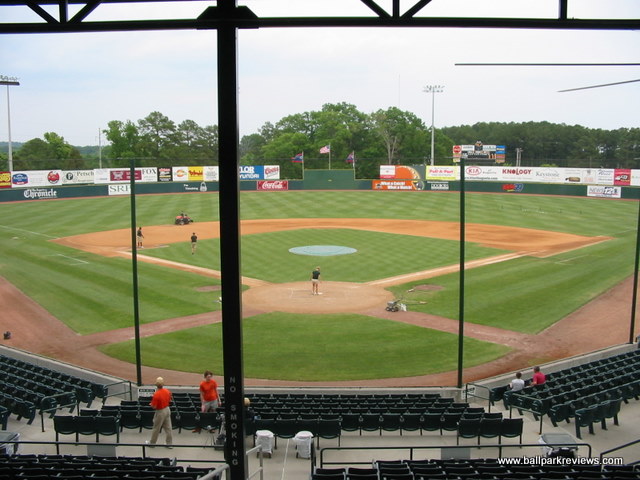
left=423, top=84, right=444, bottom=166
left=516, top=147, right=524, bottom=167
left=0, top=75, right=19, bottom=172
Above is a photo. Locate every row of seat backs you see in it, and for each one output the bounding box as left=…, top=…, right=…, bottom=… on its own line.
left=247, top=392, right=442, bottom=402
left=312, top=457, right=640, bottom=480
left=0, top=370, right=76, bottom=399
left=251, top=417, right=340, bottom=440
left=249, top=395, right=452, bottom=411
left=0, top=453, right=174, bottom=467
left=250, top=411, right=505, bottom=437
left=504, top=373, right=638, bottom=416
left=0, top=354, right=108, bottom=399
left=0, top=378, right=78, bottom=412
left=0, top=454, right=213, bottom=480
left=573, top=397, right=624, bottom=439
left=0, top=391, right=38, bottom=424
left=252, top=405, right=482, bottom=420
left=490, top=349, right=640, bottom=403
left=52, top=415, right=120, bottom=442
left=96, top=407, right=222, bottom=433
left=456, top=417, right=524, bottom=444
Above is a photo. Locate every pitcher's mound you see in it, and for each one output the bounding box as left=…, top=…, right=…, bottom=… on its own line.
left=243, top=281, right=394, bottom=314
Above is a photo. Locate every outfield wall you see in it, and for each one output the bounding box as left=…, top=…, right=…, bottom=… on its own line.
left=0, top=173, right=638, bottom=203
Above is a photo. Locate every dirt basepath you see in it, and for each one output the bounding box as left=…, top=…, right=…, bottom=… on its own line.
left=2, top=219, right=635, bottom=387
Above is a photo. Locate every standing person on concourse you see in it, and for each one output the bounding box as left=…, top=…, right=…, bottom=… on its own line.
left=147, top=377, right=173, bottom=448
left=193, top=370, right=220, bottom=433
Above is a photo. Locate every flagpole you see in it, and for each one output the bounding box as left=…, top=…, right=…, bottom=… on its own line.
left=329, top=145, right=331, bottom=170
left=302, top=150, right=305, bottom=180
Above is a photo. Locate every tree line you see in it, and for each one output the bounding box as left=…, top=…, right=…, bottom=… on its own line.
left=2, top=103, right=639, bottom=177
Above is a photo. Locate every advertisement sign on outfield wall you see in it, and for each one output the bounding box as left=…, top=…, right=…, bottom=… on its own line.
left=428, top=182, right=450, bottom=191
left=158, top=167, right=172, bottom=182
left=379, top=165, right=421, bottom=180
left=94, top=168, right=157, bottom=184
left=613, top=169, right=631, bottom=186
left=172, top=166, right=219, bottom=182
left=372, top=180, right=422, bottom=190
left=108, top=184, right=131, bottom=196
left=239, top=165, right=281, bottom=180
left=187, top=166, right=204, bottom=181
left=11, top=170, right=63, bottom=187
left=63, top=170, right=95, bottom=185
left=426, top=166, right=457, bottom=180
left=0, top=171, right=10, bottom=189
left=204, top=166, right=219, bottom=181
left=587, top=185, right=621, bottom=198
left=257, top=180, right=289, bottom=190
left=596, top=169, right=615, bottom=185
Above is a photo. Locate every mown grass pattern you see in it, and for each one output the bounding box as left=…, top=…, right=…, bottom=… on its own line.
left=0, top=190, right=636, bottom=378
left=100, top=313, right=511, bottom=381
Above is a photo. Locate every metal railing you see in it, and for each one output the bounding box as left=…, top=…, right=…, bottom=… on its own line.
left=599, top=438, right=640, bottom=466
left=0, top=439, right=267, bottom=480
left=318, top=441, right=594, bottom=468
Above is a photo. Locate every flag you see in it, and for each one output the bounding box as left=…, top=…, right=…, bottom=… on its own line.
left=291, top=152, right=304, bottom=163
left=319, top=145, right=331, bottom=154
left=346, top=151, right=354, bottom=163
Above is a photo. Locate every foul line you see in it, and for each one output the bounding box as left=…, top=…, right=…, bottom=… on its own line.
left=119, top=251, right=270, bottom=287
left=49, top=254, right=89, bottom=265
left=367, top=252, right=527, bottom=287
left=0, top=224, right=57, bottom=239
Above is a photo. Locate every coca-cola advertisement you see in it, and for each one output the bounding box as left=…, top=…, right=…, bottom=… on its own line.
left=257, top=180, right=288, bottom=191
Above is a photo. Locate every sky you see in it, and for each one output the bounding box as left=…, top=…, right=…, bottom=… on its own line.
left=0, top=0, right=639, bottom=147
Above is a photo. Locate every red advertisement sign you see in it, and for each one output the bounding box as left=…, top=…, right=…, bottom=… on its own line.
left=110, top=169, right=142, bottom=182
left=257, top=180, right=289, bottom=191
left=613, top=168, right=631, bottom=186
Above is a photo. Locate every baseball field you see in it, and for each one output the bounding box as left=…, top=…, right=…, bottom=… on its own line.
left=0, top=189, right=636, bottom=386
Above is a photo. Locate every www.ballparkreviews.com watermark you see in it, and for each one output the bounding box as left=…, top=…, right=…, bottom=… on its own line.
left=498, top=456, right=624, bottom=466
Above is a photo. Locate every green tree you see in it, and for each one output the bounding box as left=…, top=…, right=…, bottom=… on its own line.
left=261, top=132, right=308, bottom=179
left=370, top=107, right=429, bottom=164
left=13, top=138, right=54, bottom=170
left=137, top=111, right=176, bottom=165
left=13, top=133, right=84, bottom=170
left=240, top=133, right=266, bottom=165
left=103, top=120, right=141, bottom=167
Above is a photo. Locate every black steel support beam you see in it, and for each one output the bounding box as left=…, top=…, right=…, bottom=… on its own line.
left=1, top=12, right=639, bottom=34
left=215, top=2, right=248, bottom=479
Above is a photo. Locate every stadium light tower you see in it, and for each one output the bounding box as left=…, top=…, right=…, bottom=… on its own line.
left=423, top=84, right=444, bottom=166
left=0, top=75, right=20, bottom=172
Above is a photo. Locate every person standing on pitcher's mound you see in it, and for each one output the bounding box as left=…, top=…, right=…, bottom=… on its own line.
left=311, top=266, right=322, bottom=295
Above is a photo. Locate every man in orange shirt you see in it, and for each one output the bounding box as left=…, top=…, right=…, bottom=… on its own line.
left=192, top=370, right=220, bottom=433
left=147, top=377, right=173, bottom=448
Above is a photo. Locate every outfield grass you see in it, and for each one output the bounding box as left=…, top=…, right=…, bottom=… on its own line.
left=0, top=190, right=636, bottom=379
left=100, top=312, right=511, bottom=380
